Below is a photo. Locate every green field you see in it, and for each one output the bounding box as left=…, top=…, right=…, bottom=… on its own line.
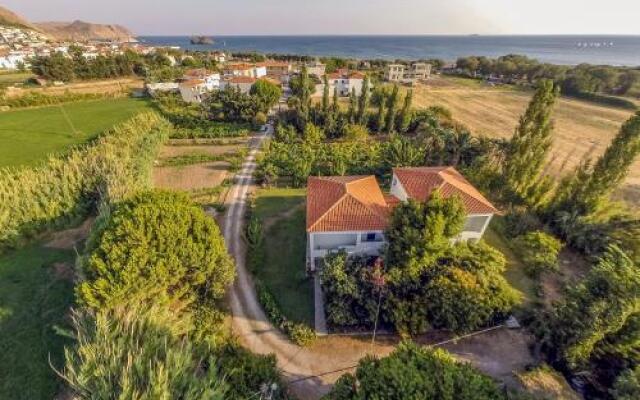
left=0, top=97, right=153, bottom=168
left=252, top=188, right=314, bottom=326
left=0, top=72, right=34, bottom=85
left=0, top=243, right=75, bottom=399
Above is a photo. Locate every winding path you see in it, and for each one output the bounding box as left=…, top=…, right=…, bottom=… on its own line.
left=222, top=127, right=397, bottom=399
left=221, top=126, right=534, bottom=399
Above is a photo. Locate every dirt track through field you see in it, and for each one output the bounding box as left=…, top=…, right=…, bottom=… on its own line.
left=222, top=127, right=535, bottom=399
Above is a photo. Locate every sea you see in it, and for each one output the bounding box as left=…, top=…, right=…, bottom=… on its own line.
left=139, top=35, right=640, bottom=67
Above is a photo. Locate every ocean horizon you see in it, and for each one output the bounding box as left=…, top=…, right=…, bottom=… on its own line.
left=139, top=35, right=640, bottom=67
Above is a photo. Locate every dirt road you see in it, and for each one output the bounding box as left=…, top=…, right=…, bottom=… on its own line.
left=222, top=126, right=534, bottom=399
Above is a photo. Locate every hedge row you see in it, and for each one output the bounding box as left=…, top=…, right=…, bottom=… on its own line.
left=0, top=111, right=172, bottom=249
left=171, top=123, right=251, bottom=139
left=0, top=90, right=128, bottom=109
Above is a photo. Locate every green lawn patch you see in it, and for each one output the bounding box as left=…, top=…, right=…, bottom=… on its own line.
left=0, top=243, right=75, bottom=399
left=483, top=220, right=536, bottom=304
left=0, top=97, right=153, bottom=168
left=251, top=188, right=313, bottom=326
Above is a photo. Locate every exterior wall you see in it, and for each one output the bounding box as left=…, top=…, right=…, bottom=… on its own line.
left=390, top=173, right=409, bottom=201
left=308, top=230, right=385, bottom=270
left=458, top=214, right=493, bottom=242
left=385, top=64, right=406, bottom=82
left=220, top=81, right=253, bottom=94
left=307, top=63, right=326, bottom=77
left=179, top=85, right=207, bottom=103
left=203, top=73, right=221, bottom=90
left=328, top=77, right=364, bottom=97
left=254, top=66, right=267, bottom=78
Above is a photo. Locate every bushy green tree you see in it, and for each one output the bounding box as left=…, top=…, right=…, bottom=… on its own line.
left=303, top=123, right=325, bottom=144
left=542, top=246, right=640, bottom=368
left=250, top=79, right=282, bottom=113
left=513, top=231, right=563, bottom=277
left=343, top=124, right=369, bottom=142
left=325, top=342, right=505, bottom=400
left=78, top=190, right=235, bottom=310
left=397, top=89, right=413, bottom=133
left=504, top=79, right=559, bottom=205
left=385, top=192, right=466, bottom=273
left=612, top=366, right=640, bottom=400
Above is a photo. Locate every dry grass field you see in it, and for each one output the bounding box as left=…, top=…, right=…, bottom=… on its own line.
left=412, top=76, right=639, bottom=209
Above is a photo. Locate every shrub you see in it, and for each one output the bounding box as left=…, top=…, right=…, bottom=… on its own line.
left=0, top=112, right=171, bottom=250
left=612, top=366, right=640, bottom=400
left=513, top=231, right=563, bottom=277
left=60, top=301, right=227, bottom=399
left=255, top=280, right=316, bottom=346
left=343, top=124, right=369, bottom=142
left=216, top=343, right=289, bottom=400
left=0, top=91, right=126, bottom=109
left=503, top=208, right=545, bottom=238
left=77, top=190, right=235, bottom=310
left=325, top=342, right=505, bottom=400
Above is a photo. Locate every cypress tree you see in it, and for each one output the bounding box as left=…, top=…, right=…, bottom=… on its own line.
left=571, top=111, right=640, bottom=215
left=376, top=100, right=386, bottom=134
left=504, top=79, right=559, bottom=203
left=322, top=75, right=330, bottom=114
left=357, top=75, right=370, bottom=125
left=348, top=87, right=357, bottom=124
left=385, top=85, right=400, bottom=134
left=398, top=89, right=413, bottom=133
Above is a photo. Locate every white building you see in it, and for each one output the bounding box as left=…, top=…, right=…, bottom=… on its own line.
left=0, top=51, right=27, bottom=69
left=384, top=62, right=432, bottom=84
left=183, top=68, right=220, bottom=90
left=220, top=76, right=257, bottom=94
left=306, top=167, right=498, bottom=270
left=146, top=82, right=180, bottom=96
left=223, top=63, right=267, bottom=79
left=306, top=62, right=326, bottom=77
left=179, top=79, right=209, bottom=103
left=326, top=69, right=366, bottom=97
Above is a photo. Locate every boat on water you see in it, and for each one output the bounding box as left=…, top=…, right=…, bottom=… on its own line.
left=190, top=36, right=214, bottom=45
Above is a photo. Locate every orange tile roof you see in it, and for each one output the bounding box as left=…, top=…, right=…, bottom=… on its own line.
left=179, top=79, right=206, bottom=88
left=184, top=68, right=213, bottom=77
left=393, top=167, right=499, bottom=214
left=306, top=176, right=390, bottom=233
left=326, top=70, right=365, bottom=80
left=228, top=76, right=257, bottom=84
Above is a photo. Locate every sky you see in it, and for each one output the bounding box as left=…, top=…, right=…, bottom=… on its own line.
left=5, top=0, right=640, bottom=35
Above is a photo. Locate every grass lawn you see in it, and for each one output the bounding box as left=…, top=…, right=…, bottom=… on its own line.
left=0, top=97, right=153, bottom=168
left=483, top=219, right=536, bottom=304
left=0, top=243, right=75, bottom=400
left=252, top=188, right=314, bottom=326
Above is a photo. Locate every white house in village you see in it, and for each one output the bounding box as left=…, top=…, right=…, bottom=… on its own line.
left=178, top=79, right=209, bottom=103
left=326, top=69, right=366, bottom=96
left=183, top=68, right=220, bottom=90
left=220, top=76, right=257, bottom=94
left=223, top=63, right=267, bottom=79
left=306, top=167, right=498, bottom=270
left=384, top=62, right=432, bottom=84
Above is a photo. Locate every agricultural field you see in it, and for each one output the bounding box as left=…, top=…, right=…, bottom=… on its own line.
left=413, top=76, right=640, bottom=209
left=0, top=97, right=153, bottom=168
left=153, top=139, right=248, bottom=204
left=0, top=71, right=34, bottom=85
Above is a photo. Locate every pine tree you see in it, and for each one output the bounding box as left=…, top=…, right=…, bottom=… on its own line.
left=332, top=86, right=339, bottom=113
left=398, top=89, right=413, bottom=133
left=357, top=75, right=370, bottom=125
left=504, top=79, right=559, bottom=204
left=385, top=85, right=400, bottom=134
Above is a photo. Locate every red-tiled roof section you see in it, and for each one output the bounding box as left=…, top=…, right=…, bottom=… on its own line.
left=227, top=76, right=257, bottom=84
left=393, top=167, right=499, bottom=214
left=184, top=68, right=214, bottom=77
left=307, top=176, right=390, bottom=232
left=326, top=70, right=366, bottom=80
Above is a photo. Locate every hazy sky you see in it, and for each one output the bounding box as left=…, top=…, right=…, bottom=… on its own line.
left=5, top=0, right=640, bottom=35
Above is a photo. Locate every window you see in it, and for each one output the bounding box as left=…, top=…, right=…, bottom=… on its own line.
left=361, top=232, right=383, bottom=242
left=463, top=215, right=489, bottom=233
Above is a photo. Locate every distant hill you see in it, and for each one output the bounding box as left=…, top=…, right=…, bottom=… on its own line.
left=35, top=20, right=135, bottom=41
left=0, top=5, right=39, bottom=30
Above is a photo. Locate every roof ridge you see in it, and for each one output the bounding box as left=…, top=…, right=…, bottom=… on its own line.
left=307, top=192, right=349, bottom=232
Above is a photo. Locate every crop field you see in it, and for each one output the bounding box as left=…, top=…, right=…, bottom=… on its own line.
left=0, top=97, right=152, bottom=168
left=413, top=76, right=639, bottom=209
